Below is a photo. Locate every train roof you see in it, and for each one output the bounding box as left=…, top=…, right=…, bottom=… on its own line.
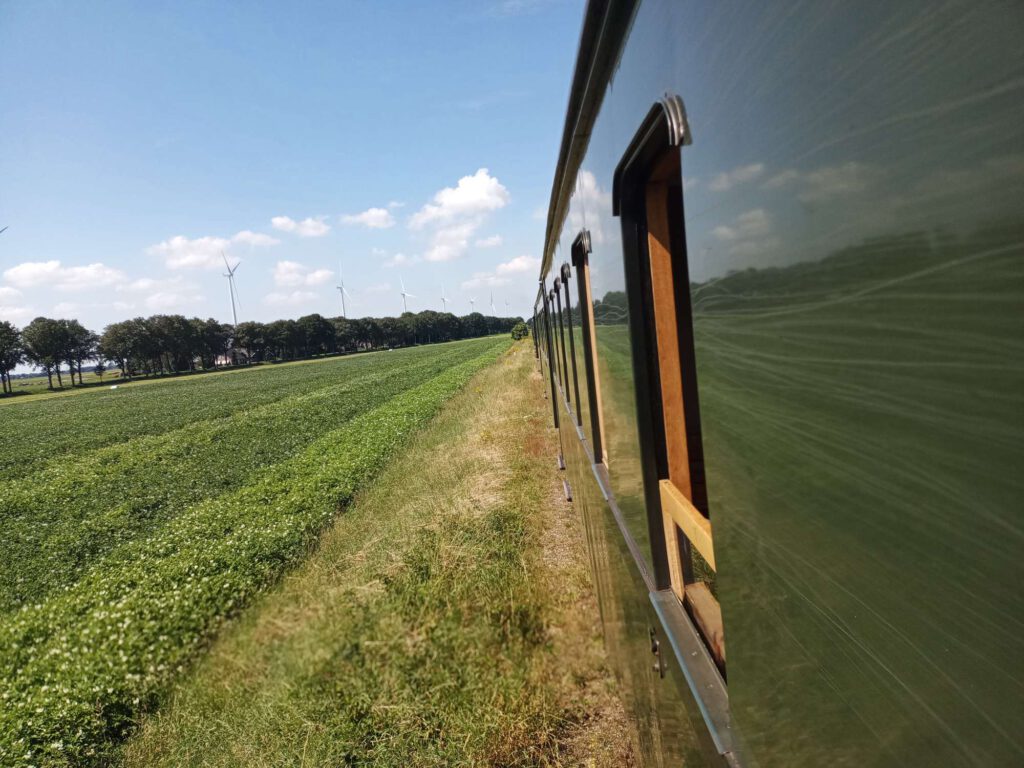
left=540, top=0, right=637, bottom=281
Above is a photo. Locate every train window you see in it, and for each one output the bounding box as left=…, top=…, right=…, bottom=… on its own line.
left=570, top=231, right=607, bottom=464
left=552, top=284, right=572, bottom=406
left=615, top=97, right=725, bottom=670
left=540, top=285, right=560, bottom=429
left=558, top=264, right=583, bottom=426
left=549, top=288, right=565, bottom=390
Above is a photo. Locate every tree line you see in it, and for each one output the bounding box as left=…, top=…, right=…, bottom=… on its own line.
left=0, top=310, right=524, bottom=393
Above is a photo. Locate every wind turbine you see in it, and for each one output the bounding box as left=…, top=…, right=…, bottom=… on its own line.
left=400, top=276, right=415, bottom=313
left=469, top=297, right=476, bottom=313
left=0, top=226, right=8, bottom=236
left=440, top=283, right=448, bottom=312
left=504, top=298, right=510, bottom=315
left=489, top=290, right=496, bottom=315
left=336, top=263, right=352, bottom=318
left=221, top=253, right=241, bottom=326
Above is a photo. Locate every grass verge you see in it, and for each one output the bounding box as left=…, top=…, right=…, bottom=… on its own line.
left=118, top=341, right=632, bottom=767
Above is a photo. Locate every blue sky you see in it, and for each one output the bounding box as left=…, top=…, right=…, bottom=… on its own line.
left=0, top=0, right=583, bottom=330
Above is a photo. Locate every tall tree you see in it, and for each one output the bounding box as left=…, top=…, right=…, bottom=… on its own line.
left=21, top=317, right=65, bottom=389
left=297, top=313, right=335, bottom=356
left=190, top=318, right=230, bottom=369
left=99, top=320, right=137, bottom=378
left=0, top=321, right=23, bottom=395
left=60, top=319, right=97, bottom=385
left=234, top=321, right=267, bottom=363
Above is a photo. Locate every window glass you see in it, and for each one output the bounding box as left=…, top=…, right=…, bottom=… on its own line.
left=558, top=266, right=583, bottom=426
left=581, top=160, right=654, bottom=572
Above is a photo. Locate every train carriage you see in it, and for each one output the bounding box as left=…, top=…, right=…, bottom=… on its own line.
left=532, top=1, right=1024, bottom=765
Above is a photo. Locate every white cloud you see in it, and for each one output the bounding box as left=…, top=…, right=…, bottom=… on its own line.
left=532, top=205, right=548, bottom=221
left=475, top=234, right=502, bottom=248
left=2, top=261, right=205, bottom=320
left=147, top=235, right=229, bottom=269
left=409, top=169, right=510, bottom=263
left=424, top=221, right=477, bottom=263
left=760, top=163, right=880, bottom=203
left=382, top=252, right=415, bottom=268
left=496, top=254, right=540, bottom=275
left=118, top=277, right=161, bottom=292
left=712, top=209, right=772, bottom=242
left=147, top=230, right=278, bottom=270
left=264, top=290, right=318, bottom=307
left=567, top=170, right=613, bottom=245
left=711, top=209, right=778, bottom=258
left=410, top=169, right=509, bottom=228
left=0, top=305, right=33, bottom=324
left=118, top=275, right=203, bottom=311
left=271, top=215, right=331, bottom=237
left=272, top=260, right=333, bottom=288
left=364, top=282, right=392, bottom=294
left=763, top=169, right=799, bottom=189
left=341, top=207, right=395, bottom=229
left=799, top=162, right=877, bottom=203
left=461, top=272, right=510, bottom=290
left=3, top=260, right=127, bottom=292
left=142, top=289, right=203, bottom=311
left=232, top=230, right=281, bottom=247
left=709, top=163, right=765, bottom=192
left=387, top=200, right=405, bottom=209
left=0, top=286, right=22, bottom=301
left=461, top=254, right=539, bottom=291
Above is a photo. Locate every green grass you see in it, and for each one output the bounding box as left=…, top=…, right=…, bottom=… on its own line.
left=0, top=337, right=517, bottom=766
left=3, top=369, right=121, bottom=397
left=116, top=343, right=630, bottom=768
left=0, top=341, right=492, bottom=480
left=0, top=341, right=497, bottom=612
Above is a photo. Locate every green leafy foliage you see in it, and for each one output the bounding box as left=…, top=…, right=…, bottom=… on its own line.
left=0, top=337, right=508, bottom=766
left=0, top=342, right=475, bottom=480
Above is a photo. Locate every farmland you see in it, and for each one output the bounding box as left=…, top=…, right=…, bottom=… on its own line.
left=0, top=336, right=512, bottom=765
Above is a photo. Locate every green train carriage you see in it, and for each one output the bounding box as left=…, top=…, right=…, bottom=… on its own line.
left=532, top=1, right=1024, bottom=765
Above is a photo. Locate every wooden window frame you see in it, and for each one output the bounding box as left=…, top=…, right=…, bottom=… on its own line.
left=614, top=96, right=725, bottom=670
left=571, top=230, right=608, bottom=465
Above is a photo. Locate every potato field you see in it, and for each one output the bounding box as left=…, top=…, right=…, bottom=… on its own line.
left=0, top=336, right=509, bottom=765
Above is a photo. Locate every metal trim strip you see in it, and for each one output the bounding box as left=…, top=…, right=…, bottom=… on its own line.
left=649, top=590, right=742, bottom=764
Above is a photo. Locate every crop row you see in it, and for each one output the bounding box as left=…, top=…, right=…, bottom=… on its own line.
left=0, top=341, right=507, bottom=766
left=0, top=339, right=499, bottom=613
left=0, top=341, right=482, bottom=480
